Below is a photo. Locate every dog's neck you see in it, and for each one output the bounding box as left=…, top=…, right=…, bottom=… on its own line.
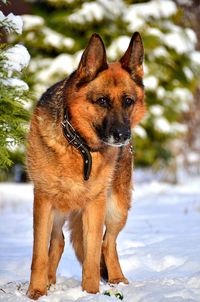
left=61, top=108, right=92, bottom=181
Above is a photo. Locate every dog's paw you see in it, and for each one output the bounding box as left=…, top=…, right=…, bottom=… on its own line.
left=26, top=288, right=47, bottom=300
left=82, top=286, right=99, bottom=294
left=109, top=277, right=129, bottom=285
left=48, top=274, right=56, bottom=287
left=82, top=278, right=99, bottom=294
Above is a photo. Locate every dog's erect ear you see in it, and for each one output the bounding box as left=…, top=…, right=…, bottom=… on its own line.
left=120, top=32, right=144, bottom=81
left=76, top=33, right=108, bottom=82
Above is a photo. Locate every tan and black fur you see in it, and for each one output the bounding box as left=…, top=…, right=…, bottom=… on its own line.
left=26, top=32, right=145, bottom=300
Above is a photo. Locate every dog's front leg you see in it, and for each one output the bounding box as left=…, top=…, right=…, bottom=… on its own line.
left=82, top=195, right=105, bottom=294
left=102, top=147, right=132, bottom=284
left=27, top=190, right=54, bottom=300
left=102, top=211, right=129, bottom=284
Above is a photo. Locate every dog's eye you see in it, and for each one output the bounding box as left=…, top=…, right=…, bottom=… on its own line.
left=123, top=97, right=135, bottom=108
left=96, top=97, right=109, bottom=108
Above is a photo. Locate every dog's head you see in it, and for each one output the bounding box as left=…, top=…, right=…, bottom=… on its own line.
left=66, top=33, right=145, bottom=150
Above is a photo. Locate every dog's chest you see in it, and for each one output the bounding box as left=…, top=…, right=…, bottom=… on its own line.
left=43, top=148, right=118, bottom=212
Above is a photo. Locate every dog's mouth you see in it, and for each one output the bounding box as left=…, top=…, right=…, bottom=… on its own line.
left=103, top=141, right=130, bottom=148
left=102, top=136, right=130, bottom=148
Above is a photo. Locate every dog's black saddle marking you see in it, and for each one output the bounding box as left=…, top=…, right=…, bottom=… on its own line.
left=62, top=109, right=92, bottom=181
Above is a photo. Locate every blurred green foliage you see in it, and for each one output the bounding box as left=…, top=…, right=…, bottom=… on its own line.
left=0, top=5, right=31, bottom=179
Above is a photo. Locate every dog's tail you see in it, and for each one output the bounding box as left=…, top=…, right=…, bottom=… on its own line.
left=68, top=210, right=84, bottom=264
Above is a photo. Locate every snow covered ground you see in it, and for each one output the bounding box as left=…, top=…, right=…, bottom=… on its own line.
left=0, top=173, right=200, bottom=302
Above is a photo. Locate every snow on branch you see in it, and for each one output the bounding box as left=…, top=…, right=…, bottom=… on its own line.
left=0, top=8, right=31, bottom=167
left=0, top=11, right=23, bottom=34
left=0, top=9, right=30, bottom=91
left=2, top=44, right=30, bottom=77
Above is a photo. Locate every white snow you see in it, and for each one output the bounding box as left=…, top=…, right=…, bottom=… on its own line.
left=171, top=122, right=187, bottom=134
left=0, top=15, right=30, bottom=92
left=137, top=0, right=177, bottom=19
left=0, top=78, right=29, bottom=91
left=185, top=28, right=197, bottom=45
left=98, top=0, right=125, bottom=17
left=183, top=67, right=194, bottom=80
left=68, top=0, right=124, bottom=24
left=173, top=88, right=193, bottom=105
left=126, top=0, right=177, bottom=31
left=151, top=46, right=169, bottom=58
left=154, top=116, right=187, bottom=135
left=154, top=116, right=171, bottom=133
left=125, top=1, right=198, bottom=56
left=22, top=15, right=44, bottom=30
left=164, top=31, right=194, bottom=54
left=43, top=27, right=74, bottom=49
left=0, top=173, right=200, bottom=301
left=22, top=15, right=74, bottom=51
left=187, top=152, right=200, bottom=164
left=156, top=87, right=166, bottom=99
left=3, top=44, right=30, bottom=77
left=36, top=54, right=75, bottom=83
left=133, top=125, right=147, bottom=138
left=190, top=51, right=200, bottom=65
left=0, top=12, right=23, bottom=34
left=144, top=76, right=158, bottom=90
left=150, top=105, right=164, bottom=116
left=107, top=36, right=130, bottom=60
left=147, top=28, right=163, bottom=38
left=68, top=2, right=104, bottom=24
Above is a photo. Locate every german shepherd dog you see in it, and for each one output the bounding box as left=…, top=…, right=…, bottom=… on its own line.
left=26, top=32, right=145, bottom=300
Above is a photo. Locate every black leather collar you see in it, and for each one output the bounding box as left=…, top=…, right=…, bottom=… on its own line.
left=61, top=108, right=92, bottom=181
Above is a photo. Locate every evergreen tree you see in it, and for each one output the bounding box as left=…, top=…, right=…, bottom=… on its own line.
left=0, top=2, right=30, bottom=172
left=18, top=0, right=200, bottom=168
left=174, top=0, right=200, bottom=171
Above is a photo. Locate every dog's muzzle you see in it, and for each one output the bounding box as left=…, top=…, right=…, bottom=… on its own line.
left=103, top=127, right=131, bottom=147
left=95, top=117, right=131, bottom=147
left=112, top=127, right=131, bottom=144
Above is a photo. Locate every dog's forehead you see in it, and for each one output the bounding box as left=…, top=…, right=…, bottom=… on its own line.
left=104, top=62, right=132, bottom=88
left=90, top=62, right=134, bottom=93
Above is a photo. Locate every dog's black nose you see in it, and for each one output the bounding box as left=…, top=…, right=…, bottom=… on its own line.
left=113, top=128, right=131, bottom=143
